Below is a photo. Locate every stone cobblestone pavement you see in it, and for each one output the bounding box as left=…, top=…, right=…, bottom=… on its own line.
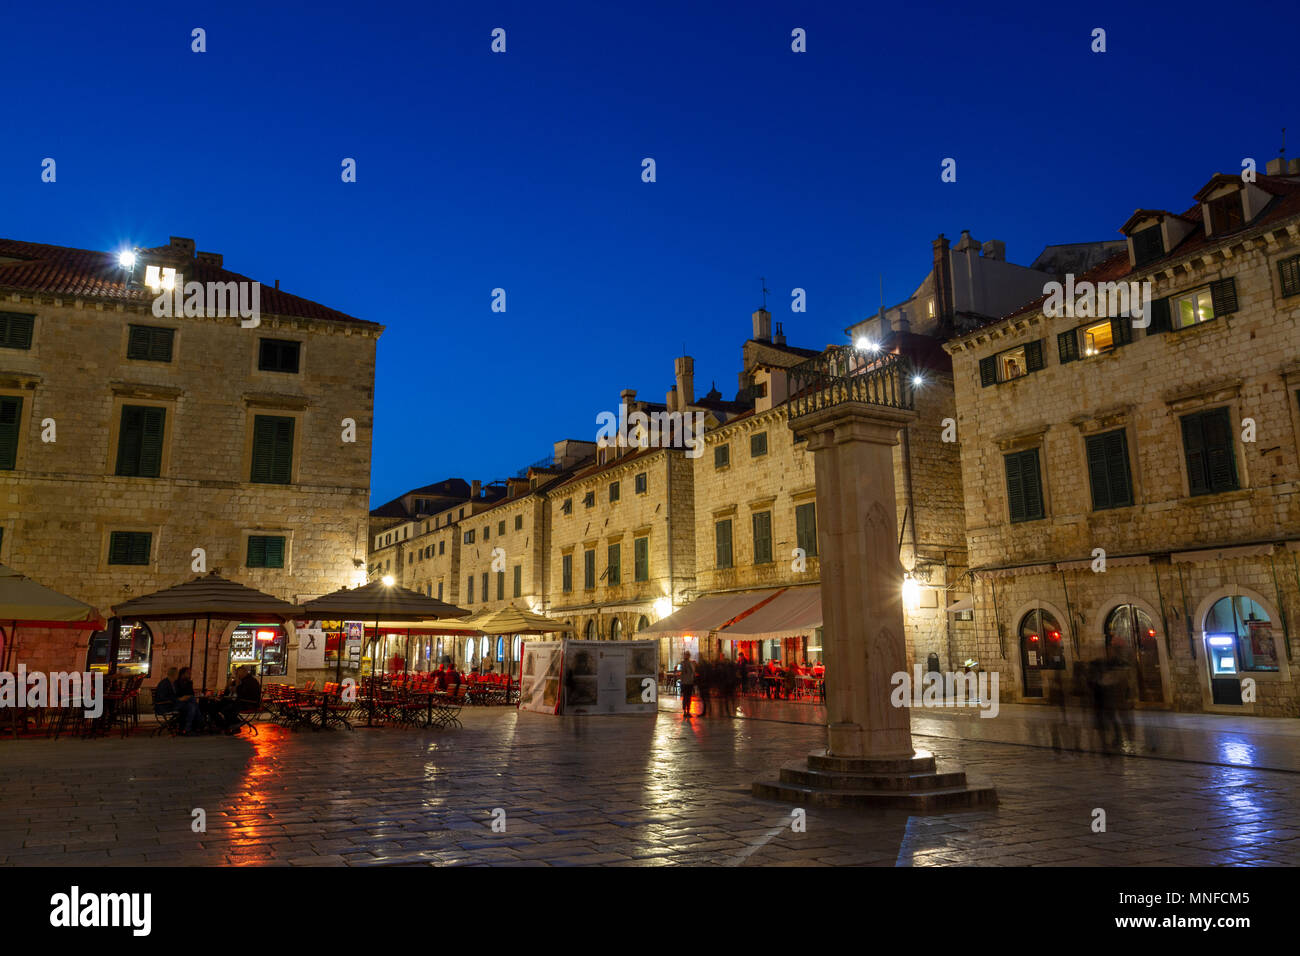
left=1, top=708, right=1297, bottom=866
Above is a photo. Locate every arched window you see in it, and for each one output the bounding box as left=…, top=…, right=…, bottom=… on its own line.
left=584, top=620, right=596, bottom=641
left=609, top=618, right=622, bottom=641
left=636, top=615, right=649, bottom=633
left=1205, top=595, right=1280, bottom=672
left=1104, top=604, right=1163, bottom=702
left=1018, top=607, right=1065, bottom=697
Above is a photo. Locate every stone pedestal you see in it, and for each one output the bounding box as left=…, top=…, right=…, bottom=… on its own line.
left=753, top=399, right=994, bottom=811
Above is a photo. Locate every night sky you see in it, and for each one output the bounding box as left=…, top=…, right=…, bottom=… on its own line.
left=3, top=0, right=1294, bottom=506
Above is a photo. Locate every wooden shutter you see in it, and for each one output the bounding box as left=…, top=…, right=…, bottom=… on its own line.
left=1021, top=450, right=1043, bottom=519
left=139, top=407, right=165, bottom=477
left=116, top=407, right=145, bottom=476
left=248, top=536, right=266, bottom=567
left=1146, top=297, right=1171, bottom=334
left=0, top=396, right=22, bottom=470
left=109, top=532, right=129, bottom=564
left=1202, top=408, right=1237, bottom=492
left=0, top=314, right=34, bottom=350
left=1057, top=330, right=1079, bottom=364
left=1025, top=339, right=1045, bottom=372
left=1104, top=430, right=1132, bottom=506
left=252, top=416, right=294, bottom=483
left=1005, top=453, right=1026, bottom=521
left=1085, top=435, right=1111, bottom=510
left=513, top=564, right=521, bottom=596
left=979, top=356, right=997, bottom=387
left=497, top=570, right=505, bottom=598
left=1110, top=315, right=1132, bottom=347
left=149, top=328, right=174, bottom=362
left=127, top=325, right=152, bottom=359
left=110, top=531, right=150, bottom=565
left=1209, top=277, right=1238, bottom=316
left=1279, top=255, right=1300, bottom=297
left=1181, top=414, right=1210, bottom=495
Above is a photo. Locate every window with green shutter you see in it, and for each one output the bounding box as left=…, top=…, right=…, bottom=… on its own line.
left=513, top=564, right=521, bottom=597
left=108, top=531, right=152, bottom=566
left=795, top=502, right=818, bottom=556
left=0, top=396, right=22, bottom=470
left=562, top=553, right=573, bottom=592
left=610, top=481, right=620, bottom=502
left=979, top=356, right=998, bottom=387
left=115, top=406, right=166, bottom=478
left=752, top=510, right=773, bottom=564
left=1057, top=329, right=1079, bottom=364
left=715, top=444, right=730, bottom=468
left=0, top=313, right=35, bottom=350
left=634, top=536, right=648, bottom=582
left=126, top=325, right=175, bottom=362
left=250, top=415, right=294, bottom=484
left=258, top=338, right=300, bottom=373
left=497, top=570, right=505, bottom=599
left=1279, top=255, right=1300, bottom=298
left=750, top=432, right=768, bottom=457
left=514, top=515, right=523, bottom=530
left=715, top=519, right=733, bottom=569
left=635, top=472, right=647, bottom=494
left=482, top=572, right=489, bottom=601
left=607, top=543, right=620, bottom=584
left=467, top=576, right=474, bottom=602
left=1085, top=429, right=1133, bottom=510
left=583, top=549, right=595, bottom=589
left=1181, top=407, right=1238, bottom=496
left=247, top=535, right=286, bottom=568
left=1004, top=449, right=1045, bottom=523
left=1209, top=277, right=1238, bottom=316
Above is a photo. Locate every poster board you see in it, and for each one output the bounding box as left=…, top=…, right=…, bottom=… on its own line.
left=297, top=625, right=326, bottom=669
left=563, top=639, right=659, bottom=716
left=519, top=641, right=564, bottom=714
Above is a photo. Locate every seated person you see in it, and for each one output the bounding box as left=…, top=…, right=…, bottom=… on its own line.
left=153, top=667, right=179, bottom=715
left=811, top=660, right=825, bottom=678
left=442, top=658, right=462, bottom=691
left=175, top=667, right=201, bottom=734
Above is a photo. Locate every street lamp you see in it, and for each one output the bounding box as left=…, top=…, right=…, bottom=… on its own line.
left=381, top=575, right=394, bottom=587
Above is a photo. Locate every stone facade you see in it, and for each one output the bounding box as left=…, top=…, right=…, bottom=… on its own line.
left=944, top=166, right=1300, bottom=716
left=0, top=237, right=379, bottom=688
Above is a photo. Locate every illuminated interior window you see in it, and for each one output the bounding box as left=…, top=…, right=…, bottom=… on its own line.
left=998, top=346, right=1027, bottom=380
left=1080, top=320, right=1114, bottom=356
left=1173, top=288, right=1215, bottom=329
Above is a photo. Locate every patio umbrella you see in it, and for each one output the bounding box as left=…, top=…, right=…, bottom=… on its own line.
left=112, top=571, right=300, bottom=693
left=474, top=605, right=575, bottom=683
left=298, top=581, right=467, bottom=725
left=0, top=564, right=105, bottom=735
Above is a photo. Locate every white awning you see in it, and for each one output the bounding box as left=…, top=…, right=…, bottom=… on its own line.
left=638, top=589, right=783, bottom=637
left=719, top=587, right=822, bottom=641
left=945, top=598, right=974, bottom=614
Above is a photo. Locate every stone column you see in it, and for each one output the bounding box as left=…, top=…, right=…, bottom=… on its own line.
left=793, top=401, right=916, bottom=759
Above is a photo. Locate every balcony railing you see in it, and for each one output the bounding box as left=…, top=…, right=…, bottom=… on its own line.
left=786, top=348, right=915, bottom=422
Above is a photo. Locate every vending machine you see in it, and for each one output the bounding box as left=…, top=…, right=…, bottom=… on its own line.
left=1205, top=633, right=1243, bottom=704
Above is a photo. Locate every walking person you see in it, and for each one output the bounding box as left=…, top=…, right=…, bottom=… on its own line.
left=679, top=651, right=697, bottom=719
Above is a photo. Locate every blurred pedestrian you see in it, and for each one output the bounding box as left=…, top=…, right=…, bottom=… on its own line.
left=679, top=651, right=696, bottom=719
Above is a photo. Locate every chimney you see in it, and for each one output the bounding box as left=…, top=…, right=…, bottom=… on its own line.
left=666, top=386, right=676, bottom=412
left=274, top=279, right=280, bottom=290
left=752, top=308, right=772, bottom=342
left=168, top=237, right=196, bottom=258
left=931, top=234, right=954, bottom=337
left=896, top=308, right=910, bottom=334
left=773, top=322, right=786, bottom=346
left=620, top=388, right=636, bottom=409
left=674, top=356, right=694, bottom=407
left=470, top=480, right=481, bottom=499
left=981, top=239, right=1005, bottom=261
left=196, top=251, right=223, bottom=268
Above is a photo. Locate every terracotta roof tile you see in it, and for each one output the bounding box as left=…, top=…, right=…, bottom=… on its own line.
left=0, top=238, right=375, bottom=327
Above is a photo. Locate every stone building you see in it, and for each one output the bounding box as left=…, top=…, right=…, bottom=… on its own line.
left=943, top=157, right=1300, bottom=716
left=0, top=235, right=379, bottom=686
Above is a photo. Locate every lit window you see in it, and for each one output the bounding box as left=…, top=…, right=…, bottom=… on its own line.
left=1172, top=288, right=1215, bottom=329
left=998, top=346, right=1027, bottom=380
left=1079, top=320, right=1114, bottom=357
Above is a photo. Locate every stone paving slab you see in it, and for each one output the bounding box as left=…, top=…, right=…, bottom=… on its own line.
left=0, top=708, right=1297, bottom=866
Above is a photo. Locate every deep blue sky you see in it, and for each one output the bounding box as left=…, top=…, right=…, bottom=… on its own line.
left=4, top=0, right=1295, bottom=507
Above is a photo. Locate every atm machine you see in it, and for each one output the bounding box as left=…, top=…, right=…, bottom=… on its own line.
left=1205, top=633, right=1243, bottom=705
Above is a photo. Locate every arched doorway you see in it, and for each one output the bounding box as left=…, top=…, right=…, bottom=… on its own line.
left=609, top=617, right=622, bottom=641
left=1202, top=593, right=1282, bottom=705
left=1104, top=604, right=1163, bottom=702
left=1019, top=607, right=1065, bottom=697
